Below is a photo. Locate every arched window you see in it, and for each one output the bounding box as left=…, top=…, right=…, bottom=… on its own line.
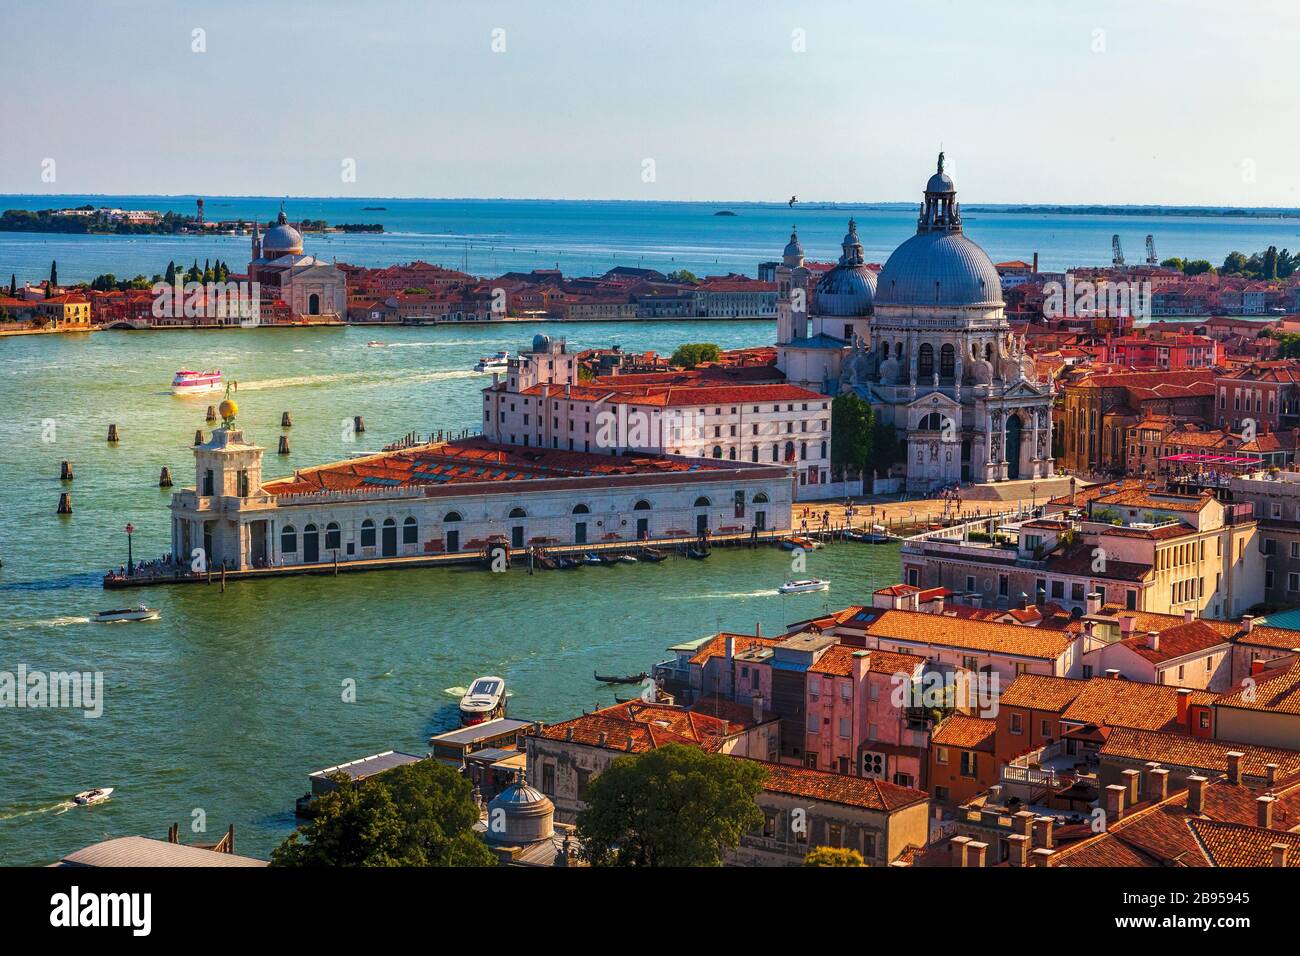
left=402, top=516, right=417, bottom=544
left=728, top=447, right=737, bottom=460
left=784, top=441, right=795, bottom=461
left=360, top=519, right=376, bottom=548
left=509, top=507, right=527, bottom=519
left=985, top=342, right=994, bottom=361
left=800, top=442, right=808, bottom=460
left=918, top=343, right=934, bottom=378
left=881, top=340, right=890, bottom=359
left=325, top=522, right=341, bottom=550
left=712, top=446, right=723, bottom=458
left=751, top=447, right=759, bottom=462
left=772, top=445, right=779, bottom=462
left=572, top=503, right=590, bottom=514
left=754, top=493, right=769, bottom=503
left=281, top=525, right=297, bottom=553
left=694, top=496, right=711, bottom=508
left=444, top=511, right=462, bottom=523
left=940, top=343, right=955, bottom=378
left=633, top=500, right=652, bottom=511
left=820, top=440, right=827, bottom=458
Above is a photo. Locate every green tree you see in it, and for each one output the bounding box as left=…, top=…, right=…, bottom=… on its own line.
left=270, top=761, right=496, bottom=867
left=49, top=260, right=58, bottom=289
left=1222, top=251, right=1248, bottom=274
left=804, top=846, right=866, bottom=867
left=1183, top=259, right=1214, bottom=276
left=576, top=744, right=766, bottom=867
left=666, top=269, right=699, bottom=284
left=669, top=342, right=721, bottom=369
left=164, top=261, right=177, bottom=284
left=831, top=393, right=874, bottom=478
left=8, top=274, right=15, bottom=296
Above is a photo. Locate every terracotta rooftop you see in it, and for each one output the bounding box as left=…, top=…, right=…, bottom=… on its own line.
left=930, top=714, right=996, bottom=752
left=1114, top=620, right=1231, bottom=664
left=1060, top=677, right=1216, bottom=731
left=536, top=702, right=741, bottom=753
left=1100, top=726, right=1300, bottom=779
left=688, top=633, right=781, bottom=667
left=750, top=759, right=929, bottom=813
left=1216, top=658, right=1300, bottom=716
left=855, top=608, right=1076, bottom=660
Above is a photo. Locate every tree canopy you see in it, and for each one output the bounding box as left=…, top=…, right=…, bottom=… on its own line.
left=576, top=744, right=766, bottom=866
left=270, top=760, right=496, bottom=867
left=804, top=846, right=866, bottom=866
left=670, top=342, right=722, bottom=369
left=665, top=269, right=699, bottom=285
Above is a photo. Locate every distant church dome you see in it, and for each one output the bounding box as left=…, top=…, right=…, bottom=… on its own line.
left=814, top=218, right=876, bottom=317
left=875, top=154, right=1002, bottom=310
left=485, top=778, right=555, bottom=846
left=262, top=207, right=303, bottom=257
left=783, top=227, right=804, bottom=263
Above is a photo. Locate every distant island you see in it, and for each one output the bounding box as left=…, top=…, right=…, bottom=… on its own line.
left=0, top=205, right=383, bottom=236
left=964, top=204, right=1300, bottom=220
left=713, top=210, right=737, bottom=216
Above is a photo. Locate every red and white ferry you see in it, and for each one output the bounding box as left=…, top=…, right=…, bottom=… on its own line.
left=171, top=369, right=223, bottom=395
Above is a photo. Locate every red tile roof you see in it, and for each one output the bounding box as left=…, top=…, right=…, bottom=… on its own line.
left=750, top=760, right=929, bottom=812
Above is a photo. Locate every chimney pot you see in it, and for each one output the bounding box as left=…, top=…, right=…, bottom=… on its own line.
left=1086, top=591, right=1102, bottom=615
left=1121, top=768, right=1140, bottom=806
left=1187, top=775, right=1208, bottom=815
left=950, top=835, right=972, bottom=868
left=1105, top=668, right=1121, bottom=680
left=1013, top=810, right=1036, bottom=837
left=1272, top=843, right=1290, bottom=868
left=1266, top=763, right=1279, bottom=787
left=1149, top=631, right=1161, bottom=652
left=1183, top=607, right=1195, bottom=624
left=1031, top=847, right=1055, bottom=867
left=598, top=731, right=608, bottom=746
left=1032, top=816, right=1055, bottom=849
left=1243, top=615, right=1256, bottom=634
left=1147, top=767, right=1170, bottom=802
left=966, top=841, right=988, bottom=869
left=1105, top=784, right=1127, bottom=821
left=1258, top=795, right=1276, bottom=829
left=1176, top=687, right=1192, bottom=728
left=1226, top=751, right=1245, bottom=785
left=1008, top=833, right=1031, bottom=867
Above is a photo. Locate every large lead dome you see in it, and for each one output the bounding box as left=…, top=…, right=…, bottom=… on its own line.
left=875, top=154, right=1002, bottom=310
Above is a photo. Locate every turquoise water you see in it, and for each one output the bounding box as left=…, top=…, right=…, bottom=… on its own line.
left=4, top=196, right=1300, bottom=284
left=0, top=322, right=904, bottom=865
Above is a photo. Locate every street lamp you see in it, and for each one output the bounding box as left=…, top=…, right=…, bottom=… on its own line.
left=125, top=522, right=135, bottom=573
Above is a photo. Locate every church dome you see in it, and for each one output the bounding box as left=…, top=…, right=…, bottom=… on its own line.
left=875, top=154, right=1002, bottom=310
left=783, top=227, right=803, bottom=260
left=262, top=208, right=303, bottom=256
left=485, top=779, right=555, bottom=846
left=814, top=218, right=876, bottom=317
left=875, top=231, right=1002, bottom=308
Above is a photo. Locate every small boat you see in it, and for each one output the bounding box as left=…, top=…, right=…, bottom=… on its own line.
left=171, top=369, right=223, bottom=395
left=583, top=553, right=604, bottom=566
left=686, top=547, right=710, bottom=560
left=459, top=676, right=507, bottom=726
left=474, top=350, right=510, bottom=373
left=781, top=535, right=822, bottom=551
left=779, top=578, right=830, bottom=595
left=366, top=340, right=385, bottom=348
left=73, top=787, right=113, bottom=806
left=594, top=670, right=648, bottom=685
left=535, top=555, right=559, bottom=570
left=637, top=548, right=667, bottom=563
left=92, top=605, right=160, bottom=623
left=616, top=553, right=638, bottom=564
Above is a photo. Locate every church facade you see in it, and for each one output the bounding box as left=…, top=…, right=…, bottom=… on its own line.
left=775, top=156, right=1055, bottom=491
left=247, top=206, right=347, bottom=321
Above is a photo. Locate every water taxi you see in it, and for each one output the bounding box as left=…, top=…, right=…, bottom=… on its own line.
left=474, top=350, right=510, bottom=373
left=73, top=787, right=114, bottom=806
left=779, top=578, right=830, bottom=594
left=780, top=535, right=822, bottom=551
left=93, top=605, right=161, bottom=623
left=170, top=369, right=223, bottom=395
left=459, top=676, right=507, bottom=726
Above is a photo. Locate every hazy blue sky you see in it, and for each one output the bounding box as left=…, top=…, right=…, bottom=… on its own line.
left=2, top=0, right=1296, bottom=205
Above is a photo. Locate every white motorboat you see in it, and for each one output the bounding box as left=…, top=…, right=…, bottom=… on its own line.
left=474, top=350, right=509, bottom=373
left=459, top=676, right=507, bottom=726
left=779, top=578, right=830, bottom=595
left=367, top=340, right=385, bottom=347
left=616, top=553, right=638, bottom=564
left=73, top=787, right=114, bottom=806
left=93, top=605, right=161, bottom=623
left=171, top=369, right=223, bottom=395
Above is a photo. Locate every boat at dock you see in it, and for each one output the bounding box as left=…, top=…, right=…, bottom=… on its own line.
left=459, top=676, right=507, bottom=726
left=637, top=548, right=667, bottom=562
left=779, top=578, right=830, bottom=595
left=170, top=369, right=223, bottom=395
left=594, top=670, right=648, bottom=684
left=685, top=546, right=710, bottom=560
left=781, top=535, right=822, bottom=551
left=474, top=350, right=510, bottom=373
left=73, top=787, right=113, bottom=806
left=92, top=605, right=160, bottom=623
left=616, top=553, right=638, bottom=564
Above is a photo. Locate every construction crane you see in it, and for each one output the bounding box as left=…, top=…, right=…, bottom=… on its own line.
left=1111, top=234, right=1125, bottom=268
left=1145, top=234, right=1158, bottom=266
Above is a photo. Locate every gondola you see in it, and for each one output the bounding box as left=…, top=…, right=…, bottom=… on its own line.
left=637, top=548, right=667, bottom=562
left=686, top=547, right=710, bottom=560
left=594, top=670, right=648, bottom=684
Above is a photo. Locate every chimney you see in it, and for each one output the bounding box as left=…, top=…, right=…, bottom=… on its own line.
left=1121, top=768, right=1141, bottom=806
left=1119, top=615, right=1134, bottom=636
left=1187, top=775, right=1208, bottom=815
left=934, top=592, right=945, bottom=614
left=564, top=726, right=574, bottom=741
left=1086, top=591, right=1102, bottom=615
left=752, top=694, right=764, bottom=725
left=1105, top=784, right=1127, bottom=821
left=1226, top=751, right=1244, bottom=785
left=1258, top=795, right=1276, bottom=829
left=1266, top=763, right=1279, bottom=788
left=1272, top=843, right=1290, bottom=868
left=1013, top=810, right=1036, bottom=837
left=1032, top=816, right=1055, bottom=850
left=1147, top=767, right=1169, bottom=802
left=966, top=841, right=988, bottom=869
left=1148, top=631, right=1161, bottom=652
left=1031, top=847, right=1055, bottom=867
left=1176, top=687, right=1192, bottom=729
left=1032, top=252, right=1039, bottom=273
left=1242, top=615, right=1256, bottom=634
left=950, top=835, right=972, bottom=868
left=1008, top=833, right=1031, bottom=867
left=725, top=635, right=735, bottom=661
left=1183, top=607, right=1195, bottom=624
left=1105, top=668, right=1121, bottom=680
left=597, top=731, right=608, bottom=747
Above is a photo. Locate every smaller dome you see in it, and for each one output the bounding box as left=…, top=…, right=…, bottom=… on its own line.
left=815, top=265, right=877, bottom=317
left=783, top=227, right=803, bottom=259
left=486, top=779, right=555, bottom=846
left=532, top=333, right=553, bottom=353
left=926, top=171, right=955, bottom=194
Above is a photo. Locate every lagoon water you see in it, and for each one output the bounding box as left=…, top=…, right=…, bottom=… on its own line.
left=3, top=195, right=1300, bottom=285
left=0, top=321, right=908, bottom=865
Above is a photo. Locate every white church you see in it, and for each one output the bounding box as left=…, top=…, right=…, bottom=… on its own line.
left=774, top=155, right=1055, bottom=491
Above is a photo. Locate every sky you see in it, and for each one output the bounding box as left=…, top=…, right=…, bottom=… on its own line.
left=1, top=0, right=1297, bottom=206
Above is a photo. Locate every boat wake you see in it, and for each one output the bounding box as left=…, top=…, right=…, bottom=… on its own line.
left=3, top=615, right=90, bottom=630
left=0, top=800, right=76, bottom=820
left=667, top=588, right=780, bottom=600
